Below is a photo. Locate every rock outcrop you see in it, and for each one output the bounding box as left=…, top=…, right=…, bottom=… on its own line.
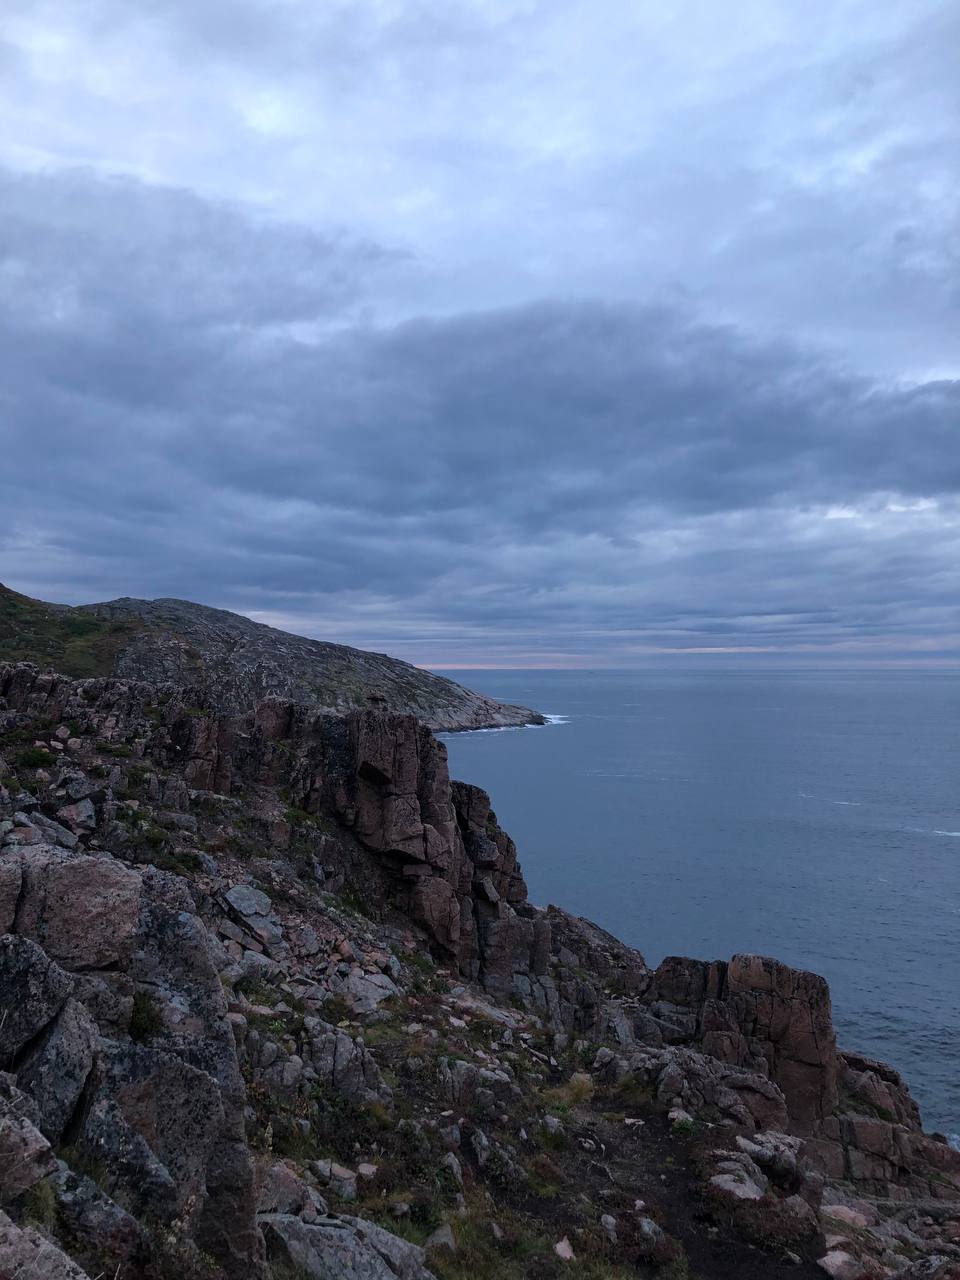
left=640, top=952, right=839, bottom=1132
left=0, top=583, right=544, bottom=730
left=1, top=658, right=957, bottom=1280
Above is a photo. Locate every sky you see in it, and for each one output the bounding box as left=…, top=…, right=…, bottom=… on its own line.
left=2, top=0, right=958, bottom=667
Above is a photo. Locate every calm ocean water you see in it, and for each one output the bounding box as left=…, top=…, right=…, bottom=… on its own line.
left=438, top=669, right=960, bottom=1138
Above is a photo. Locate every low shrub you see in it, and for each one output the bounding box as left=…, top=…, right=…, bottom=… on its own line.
left=14, top=746, right=54, bottom=769
left=129, top=990, right=165, bottom=1042
left=22, top=1177, right=57, bottom=1229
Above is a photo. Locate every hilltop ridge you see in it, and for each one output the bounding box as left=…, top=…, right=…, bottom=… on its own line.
left=0, top=584, right=543, bottom=731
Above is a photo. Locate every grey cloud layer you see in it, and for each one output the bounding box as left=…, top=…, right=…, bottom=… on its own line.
left=2, top=1, right=958, bottom=662
left=2, top=164, right=958, bottom=663
left=5, top=0, right=957, bottom=372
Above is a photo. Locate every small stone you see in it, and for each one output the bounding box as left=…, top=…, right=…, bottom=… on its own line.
left=55, top=798, right=96, bottom=833
left=554, top=1237, right=575, bottom=1262
left=823, top=1205, right=870, bottom=1230
left=471, top=1130, right=491, bottom=1166
left=425, top=1223, right=456, bottom=1254
left=280, top=1058, right=303, bottom=1090
left=224, top=883, right=272, bottom=918
left=710, top=1172, right=765, bottom=1201
left=219, top=918, right=245, bottom=943
left=328, top=1163, right=357, bottom=1200
left=637, top=1217, right=665, bottom=1246
left=5, top=825, right=41, bottom=846
left=476, top=875, right=500, bottom=903
left=817, top=1251, right=866, bottom=1280
left=600, top=1214, right=618, bottom=1244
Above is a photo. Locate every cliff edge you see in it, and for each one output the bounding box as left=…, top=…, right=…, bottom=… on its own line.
left=0, top=662, right=957, bottom=1280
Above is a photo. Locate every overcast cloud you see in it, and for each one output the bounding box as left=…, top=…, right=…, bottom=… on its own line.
left=1, top=0, right=958, bottom=665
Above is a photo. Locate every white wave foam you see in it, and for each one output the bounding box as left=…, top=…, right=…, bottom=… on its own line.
left=933, top=830, right=960, bottom=837
left=439, top=713, right=569, bottom=740
left=799, top=792, right=861, bottom=806
left=436, top=727, right=517, bottom=740
left=949, top=1133, right=960, bottom=1153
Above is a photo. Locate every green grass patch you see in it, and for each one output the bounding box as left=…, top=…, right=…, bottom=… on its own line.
left=284, top=806, right=316, bottom=827
left=0, top=583, right=142, bottom=678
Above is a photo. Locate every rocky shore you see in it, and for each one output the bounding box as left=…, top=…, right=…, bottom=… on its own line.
left=0, top=659, right=957, bottom=1280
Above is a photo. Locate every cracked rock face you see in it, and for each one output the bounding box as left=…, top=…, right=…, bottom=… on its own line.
left=0, top=657, right=957, bottom=1280
left=0, top=664, right=542, bottom=993
left=0, top=846, right=262, bottom=1277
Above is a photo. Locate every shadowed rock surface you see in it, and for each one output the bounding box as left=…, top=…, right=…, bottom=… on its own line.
left=0, top=659, right=957, bottom=1280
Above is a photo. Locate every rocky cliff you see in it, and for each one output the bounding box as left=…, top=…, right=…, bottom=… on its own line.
left=0, top=585, right=544, bottom=731
left=0, top=660, right=957, bottom=1280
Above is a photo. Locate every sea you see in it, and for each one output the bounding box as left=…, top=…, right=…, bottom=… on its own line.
left=437, top=669, right=960, bottom=1141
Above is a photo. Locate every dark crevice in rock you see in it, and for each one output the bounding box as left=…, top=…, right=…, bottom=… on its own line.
left=5, top=1008, right=63, bottom=1075
left=357, top=760, right=391, bottom=788
left=11, top=869, right=30, bottom=937
left=58, top=1062, right=97, bottom=1149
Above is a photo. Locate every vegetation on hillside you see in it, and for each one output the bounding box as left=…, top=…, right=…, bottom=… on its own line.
left=0, top=582, right=142, bottom=677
